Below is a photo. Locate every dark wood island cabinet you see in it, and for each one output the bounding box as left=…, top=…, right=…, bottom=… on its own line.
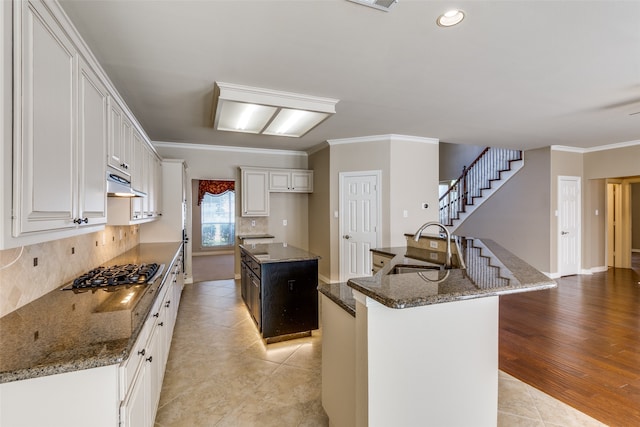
left=239, top=243, right=319, bottom=341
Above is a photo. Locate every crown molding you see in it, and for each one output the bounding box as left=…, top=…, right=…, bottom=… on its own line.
left=551, top=139, right=640, bottom=154
left=327, top=134, right=439, bottom=146
left=306, top=141, right=329, bottom=155
left=152, top=141, right=308, bottom=157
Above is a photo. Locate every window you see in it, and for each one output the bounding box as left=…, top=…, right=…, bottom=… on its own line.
left=198, top=180, right=235, bottom=248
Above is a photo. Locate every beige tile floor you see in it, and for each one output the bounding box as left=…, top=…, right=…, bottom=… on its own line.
left=155, top=279, right=606, bottom=427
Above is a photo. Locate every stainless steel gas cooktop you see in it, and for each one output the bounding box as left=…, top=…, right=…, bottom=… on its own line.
left=62, top=263, right=164, bottom=291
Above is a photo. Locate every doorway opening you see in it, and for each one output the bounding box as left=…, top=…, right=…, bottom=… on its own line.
left=606, top=176, right=640, bottom=269
left=190, top=179, right=236, bottom=282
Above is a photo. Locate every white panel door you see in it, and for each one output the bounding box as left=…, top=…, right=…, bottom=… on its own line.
left=340, top=172, right=380, bottom=281
left=558, top=176, right=581, bottom=276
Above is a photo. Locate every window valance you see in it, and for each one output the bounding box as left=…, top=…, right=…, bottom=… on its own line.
left=198, top=180, right=235, bottom=205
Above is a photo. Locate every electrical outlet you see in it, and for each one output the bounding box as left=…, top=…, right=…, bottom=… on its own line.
left=283, top=219, right=288, bottom=226
left=403, top=210, right=408, bottom=218
left=251, top=220, right=256, bottom=227
left=429, top=241, right=438, bottom=249
left=430, top=253, right=439, bottom=260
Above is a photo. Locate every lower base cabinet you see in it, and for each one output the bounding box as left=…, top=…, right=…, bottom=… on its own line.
left=240, top=248, right=318, bottom=340
left=0, top=253, right=184, bottom=427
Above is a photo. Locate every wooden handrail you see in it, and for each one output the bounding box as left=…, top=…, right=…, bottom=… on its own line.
left=438, top=147, right=523, bottom=227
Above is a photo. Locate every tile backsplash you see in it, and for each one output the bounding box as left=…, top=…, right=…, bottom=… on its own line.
left=0, top=226, right=140, bottom=318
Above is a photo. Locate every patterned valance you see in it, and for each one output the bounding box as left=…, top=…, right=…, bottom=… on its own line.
left=198, top=180, right=235, bottom=205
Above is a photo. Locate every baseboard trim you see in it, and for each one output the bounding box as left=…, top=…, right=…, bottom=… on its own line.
left=318, top=273, right=341, bottom=284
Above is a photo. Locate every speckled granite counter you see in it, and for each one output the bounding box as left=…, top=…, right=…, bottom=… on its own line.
left=0, top=242, right=182, bottom=383
left=318, top=236, right=556, bottom=311
left=239, top=242, right=320, bottom=263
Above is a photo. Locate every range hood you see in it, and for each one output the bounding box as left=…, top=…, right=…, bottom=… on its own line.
left=106, top=172, right=146, bottom=197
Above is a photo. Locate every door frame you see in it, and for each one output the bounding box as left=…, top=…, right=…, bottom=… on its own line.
left=557, top=175, right=581, bottom=276
left=339, top=170, right=382, bottom=282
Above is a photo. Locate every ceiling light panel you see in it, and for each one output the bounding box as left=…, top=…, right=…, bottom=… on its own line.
left=215, top=101, right=277, bottom=134
left=347, top=0, right=397, bottom=12
left=263, top=109, right=330, bottom=138
left=212, top=82, right=339, bottom=138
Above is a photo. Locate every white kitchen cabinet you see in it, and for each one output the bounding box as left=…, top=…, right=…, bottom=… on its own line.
left=13, top=0, right=108, bottom=239
left=241, top=168, right=269, bottom=217
left=13, top=0, right=77, bottom=235
left=77, top=56, right=108, bottom=226
left=107, top=99, right=132, bottom=176
left=140, top=160, right=187, bottom=243
left=269, top=169, right=313, bottom=193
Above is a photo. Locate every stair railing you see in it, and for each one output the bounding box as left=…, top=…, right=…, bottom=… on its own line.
left=439, top=147, right=523, bottom=226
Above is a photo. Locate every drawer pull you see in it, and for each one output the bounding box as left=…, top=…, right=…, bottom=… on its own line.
left=146, top=356, right=153, bottom=363
left=138, top=349, right=145, bottom=356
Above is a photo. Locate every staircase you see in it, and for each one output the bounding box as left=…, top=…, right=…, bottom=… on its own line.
left=439, top=147, right=523, bottom=232
left=460, top=238, right=515, bottom=289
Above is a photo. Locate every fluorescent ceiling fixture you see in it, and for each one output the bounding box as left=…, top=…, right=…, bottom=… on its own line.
left=212, top=82, right=339, bottom=138
left=437, top=9, right=465, bottom=27
left=347, top=0, right=398, bottom=12
left=263, top=109, right=330, bottom=137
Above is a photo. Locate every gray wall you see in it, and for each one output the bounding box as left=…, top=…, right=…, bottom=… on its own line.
left=439, top=142, right=486, bottom=181
left=455, top=147, right=552, bottom=273
left=308, top=146, right=331, bottom=280
left=326, top=136, right=439, bottom=282
left=153, top=142, right=309, bottom=277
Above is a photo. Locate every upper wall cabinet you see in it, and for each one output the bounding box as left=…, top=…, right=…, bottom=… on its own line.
left=12, top=0, right=106, bottom=238
left=241, top=168, right=269, bottom=217
left=2, top=0, right=157, bottom=249
left=269, top=169, right=313, bottom=193
left=240, top=167, right=313, bottom=217
left=107, top=99, right=132, bottom=176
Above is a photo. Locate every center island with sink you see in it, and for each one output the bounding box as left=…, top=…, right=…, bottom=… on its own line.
left=318, top=226, right=556, bottom=427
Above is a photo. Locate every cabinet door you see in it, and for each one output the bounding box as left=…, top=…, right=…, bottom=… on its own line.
left=261, top=260, right=319, bottom=338
left=77, top=58, right=107, bottom=225
left=268, top=170, right=291, bottom=191
left=291, top=171, right=313, bottom=192
left=120, top=363, right=149, bottom=427
left=14, top=0, right=77, bottom=234
left=107, top=100, right=125, bottom=173
left=241, top=169, right=269, bottom=216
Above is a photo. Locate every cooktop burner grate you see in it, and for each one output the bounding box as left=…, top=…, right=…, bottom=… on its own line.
left=63, top=263, right=162, bottom=290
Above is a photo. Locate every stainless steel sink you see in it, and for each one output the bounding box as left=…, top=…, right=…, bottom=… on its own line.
left=387, top=264, right=444, bottom=275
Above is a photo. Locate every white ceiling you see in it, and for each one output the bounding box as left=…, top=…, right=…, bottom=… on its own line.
left=58, top=0, right=640, bottom=152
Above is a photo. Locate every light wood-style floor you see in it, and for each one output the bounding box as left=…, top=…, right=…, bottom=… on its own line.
left=500, top=254, right=640, bottom=427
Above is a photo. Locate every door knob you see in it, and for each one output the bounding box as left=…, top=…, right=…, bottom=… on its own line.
left=561, top=231, right=569, bottom=235
left=343, top=235, right=351, bottom=239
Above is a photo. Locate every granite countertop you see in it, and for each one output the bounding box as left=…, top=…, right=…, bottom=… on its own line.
left=0, top=242, right=182, bottom=384
left=319, top=236, right=556, bottom=312
left=239, top=242, right=320, bottom=264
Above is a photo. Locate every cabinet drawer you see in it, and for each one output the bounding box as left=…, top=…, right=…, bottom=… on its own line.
left=372, top=253, right=393, bottom=269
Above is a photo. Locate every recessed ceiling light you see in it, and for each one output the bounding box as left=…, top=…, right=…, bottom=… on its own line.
left=437, top=9, right=465, bottom=27
left=211, top=82, right=339, bottom=138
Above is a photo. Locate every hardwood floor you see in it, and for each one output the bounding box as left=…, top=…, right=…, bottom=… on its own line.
left=499, top=255, right=640, bottom=427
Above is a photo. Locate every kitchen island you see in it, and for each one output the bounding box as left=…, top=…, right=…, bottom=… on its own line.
left=239, top=242, right=319, bottom=342
left=319, top=235, right=556, bottom=427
